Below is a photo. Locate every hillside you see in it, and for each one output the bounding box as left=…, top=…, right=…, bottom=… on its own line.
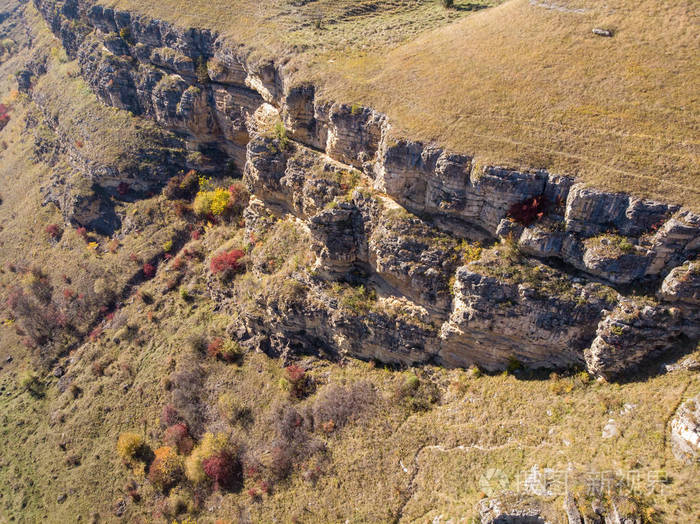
left=100, top=0, right=699, bottom=208
left=0, top=0, right=698, bottom=523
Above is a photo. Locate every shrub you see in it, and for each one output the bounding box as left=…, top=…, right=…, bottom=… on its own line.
left=193, top=188, right=231, bottom=217
left=395, top=372, right=440, bottom=412
left=164, top=424, right=194, bottom=455
left=0, top=103, right=10, bottom=130
left=280, top=364, right=309, bottom=399
left=273, top=121, right=289, bottom=151
left=207, top=337, right=241, bottom=363
left=507, top=195, right=549, bottom=226
left=156, top=489, right=188, bottom=520
left=217, top=393, right=246, bottom=424
left=210, top=249, right=245, bottom=275
left=440, top=0, right=454, bottom=8
left=117, top=182, right=130, bottom=196
left=119, top=27, right=134, bottom=45
left=18, top=371, right=42, bottom=397
left=185, top=433, right=233, bottom=485
left=161, top=404, right=180, bottom=427
left=227, top=181, right=249, bottom=213
left=206, top=337, right=223, bottom=357
left=507, top=356, right=522, bottom=373
left=187, top=333, right=208, bottom=353
left=45, top=224, right=61, bottom=240
left=460, top=240, right=482, bottom=263
left=76, top=227, right=88, bottom=241
left=202, top=450, right=240, bottom=491
left=196, top=57, right=210, bottom=84
left=334, top=283, right=376, bottom=314
left=164, top=170, right=199, bottom=200
left=170, top=363, right=206, bottom=433
left=311, top=381, right=376, bottom=432
left=7, top=279, right=63, bottom=348
left=143, top=263, right=156, bottom=279
left=117, top=432, right=148, bottom=464
left=148, top=446, right=184, bottom=492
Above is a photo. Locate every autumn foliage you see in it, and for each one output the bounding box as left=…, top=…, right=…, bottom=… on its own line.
left=202, top=450, right=240, bottom=491
left=143, top=263, right=157, bottom=279
left=163, top=423, right=194, bottom=455
left=507, top=195, right=549, bottom=226
left=210, top=249, right=244, bottom=275
left=148, top=446, right=184, bottom=492
left=0, top=103, right=10, bottom=131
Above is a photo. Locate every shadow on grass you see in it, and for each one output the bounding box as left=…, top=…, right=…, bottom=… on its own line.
left=452, top=3, right=490, bottom=13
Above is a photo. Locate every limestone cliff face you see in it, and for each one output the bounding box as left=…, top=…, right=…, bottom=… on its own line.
left=29, top=0, right=700, bottom=378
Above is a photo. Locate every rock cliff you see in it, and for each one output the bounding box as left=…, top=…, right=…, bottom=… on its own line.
left=26, top=0, right=700, bottom=379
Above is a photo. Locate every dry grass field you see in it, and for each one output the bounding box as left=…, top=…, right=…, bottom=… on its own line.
left=100, top=0, right=699, bottom=208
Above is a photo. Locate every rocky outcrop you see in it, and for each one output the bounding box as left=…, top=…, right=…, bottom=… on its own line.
left=440, top=253, right=618, bottom=371
left=478, top=485, right=646, bottom=524
left=671, top=394, right=700, bottom=464
left=31, top=0, right=700, bottom=278
left=584, top=299, right=689, bottom=380
left=478, top=496, right=549, bottom=523
left=659, top=260, right=700, bottom=305
left=30, top=0, right=700, bottom=378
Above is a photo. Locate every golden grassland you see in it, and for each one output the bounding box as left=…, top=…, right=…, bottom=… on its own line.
left=100, top=0, right=699, bottom=208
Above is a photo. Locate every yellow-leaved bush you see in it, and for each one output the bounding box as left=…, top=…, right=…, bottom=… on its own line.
left=193, top=188, right=231, bottom=216
left=117, top=432, right=146, bottom=464
left=184, top=432, right=231, bottom=484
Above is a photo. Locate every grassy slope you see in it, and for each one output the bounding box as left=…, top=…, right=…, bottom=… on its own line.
left=101, top=0, right=699, bottom=208
left=1, top=236, right=699, bottom=522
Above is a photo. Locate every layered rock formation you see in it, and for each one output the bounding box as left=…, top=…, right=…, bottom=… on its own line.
left=28, top=0, right=700, bottom=378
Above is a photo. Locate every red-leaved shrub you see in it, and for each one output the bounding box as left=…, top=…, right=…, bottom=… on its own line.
left=203, top=451, right=240, bottom=491
left=284, top=364, right=308, bottom=399
left=163, top=423, right=194, bottom=455
left=143, top=263, right=156, bottom=279
left=507, top=195, right=549, bottom=226
left=210, top=249, right=245, bottom=275
left=207, top=337, right=223, bottom=358
left=0, top=103, right=10, bottom=131
left=76, top=227, right=88, bottom=241
left=45, top=224, right=61, bottom=240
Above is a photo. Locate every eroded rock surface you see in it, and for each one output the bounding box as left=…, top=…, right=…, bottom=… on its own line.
left=671, top=394, right=700, bottom=464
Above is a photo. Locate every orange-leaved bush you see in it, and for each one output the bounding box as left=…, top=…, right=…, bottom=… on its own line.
left=148, top=446, right=184, bottom=492
left=207, top=337, right=241, bottom=363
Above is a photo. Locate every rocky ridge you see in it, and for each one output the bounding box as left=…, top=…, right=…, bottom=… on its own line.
left=26, top=0, right=700, bottom=378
